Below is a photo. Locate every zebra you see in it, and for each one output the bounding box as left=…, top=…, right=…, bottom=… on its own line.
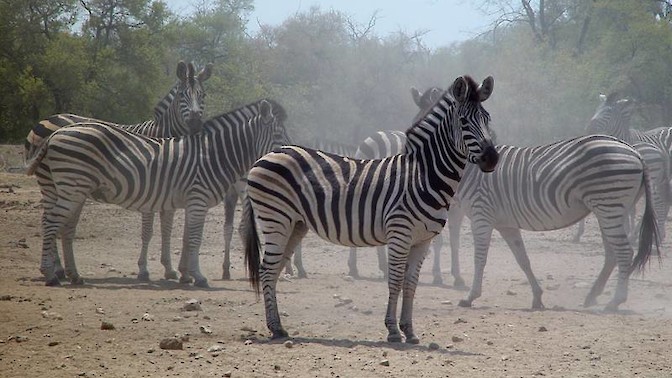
left=219, top=136, right=359, bottom=280
left=23, top=61, right=213, bottom=282
left=575, top=93, right=671, bottom=242
left=453, top=134, right=660, bottom=312
left=27, top=99, right=290, bottom=288
left=243, top=75, right=499, bottom=343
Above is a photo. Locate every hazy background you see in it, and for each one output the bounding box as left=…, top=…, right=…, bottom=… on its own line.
left=2, top=1, right=671, bottom=147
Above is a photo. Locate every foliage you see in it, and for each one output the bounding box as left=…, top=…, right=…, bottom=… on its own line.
left=1, top=0, right=672, bottom=147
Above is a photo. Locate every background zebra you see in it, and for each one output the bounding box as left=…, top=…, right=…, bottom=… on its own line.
left=574, top=93, right=671, bottom=242
left=454, top=135, right=659, bottom=311
left=27, top=99, right=290, bottom=288
left=244, top=75, right=498, bottom=343
left=23, top=61, right=213, bottom=282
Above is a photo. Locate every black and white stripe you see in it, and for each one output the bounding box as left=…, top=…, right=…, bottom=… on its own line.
left=27, top=99, right=290, bottom=288
left=455, top=135, right=660, bottom=311
left=243, top=76, right=498, bottom=343
left=24, top=61, right=213, bottom=282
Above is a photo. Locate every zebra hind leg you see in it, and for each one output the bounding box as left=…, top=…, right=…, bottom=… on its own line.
left=292, top=243, right=307, bottom=278
left=222, top=188, right=238, bottom=280
left=40, top=197, right=85, bottom=286
left=159, top=210, right=178, bottom=280
left=60, top=202, right=85, bottom=285
left=137, top=212, right=155, bottom=282
left=260, top=221, right=307, bottom=339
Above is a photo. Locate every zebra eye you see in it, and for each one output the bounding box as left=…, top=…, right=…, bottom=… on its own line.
left=459, top=117, right=469, bottom=126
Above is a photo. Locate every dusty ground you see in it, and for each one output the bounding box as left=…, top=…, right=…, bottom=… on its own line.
left=1, top=144, right=672, bottom=377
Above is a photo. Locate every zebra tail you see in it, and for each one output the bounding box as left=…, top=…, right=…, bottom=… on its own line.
left=242, top=195, right=261, bottom=296
left=25, top=134, right=51, bottom=176
left=631, top=164, right=662, bottom=273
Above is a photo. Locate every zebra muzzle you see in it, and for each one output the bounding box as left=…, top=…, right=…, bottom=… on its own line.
left=477, top=144, right=499, bottom=172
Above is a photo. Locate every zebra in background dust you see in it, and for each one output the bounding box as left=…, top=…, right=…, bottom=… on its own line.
left=454, top=135, right=659, bottom=311
left=243, top=75, right=498, bottom=343
left=23, top=61, right=213, bottom=282
left=27, top=99, right=290, bottom=288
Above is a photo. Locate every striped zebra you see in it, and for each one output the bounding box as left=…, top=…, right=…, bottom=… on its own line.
left=24, top=61, right=213, bottom=282
left=576, top=93, right=671, bottom=242
left=219, top=137, right=359, bottom=280
left=27, top=99, right=290, bottom=288
left=244, top=75, right=499, bottom=343
left=454, top=135, right=660, bottom=311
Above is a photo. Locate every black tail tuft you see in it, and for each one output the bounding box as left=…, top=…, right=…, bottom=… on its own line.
left=242, top=195, right=261, bottom=296
left=631, top=165, right=661, bottom=274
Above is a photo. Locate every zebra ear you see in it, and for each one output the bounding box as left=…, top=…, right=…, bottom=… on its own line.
left=260, top=100, right=273, bottom=120
left=430, top=87, right=442, bottom=102
left=452, top=76, right=469, bottom=103
left=176, top=61, right=188, bottom=82
left=411, top=87, right=422, bottom=107
left=478, top=76, right=494, bottom=102
left=598, top=93, right=607, bottom=103
left=198, top=63, right=213, bottom=82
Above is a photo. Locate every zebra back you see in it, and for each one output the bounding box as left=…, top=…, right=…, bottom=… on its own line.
left=24, top=61, right=212, bottom=163
left=305, top=137, right=358, bottom=157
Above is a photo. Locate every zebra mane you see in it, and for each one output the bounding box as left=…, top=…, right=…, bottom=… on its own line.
left=203, top=98, right=287, bottom=129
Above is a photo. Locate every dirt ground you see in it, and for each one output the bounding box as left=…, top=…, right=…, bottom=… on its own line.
left=1, top=144, right=671, bottom=378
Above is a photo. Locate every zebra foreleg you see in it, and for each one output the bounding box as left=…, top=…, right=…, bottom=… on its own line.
left=572, top=219, right=586, bottom=243
left=399, top=240, right=431, bottom=344
left=179, top=206, right=209, bottom=288
left=459, top=222, right=494, bottom=308
left=384, top=238, right=412, bottom=342
left=498, top=227, right=544, bottom=309
left=60, top=202, right=85, bottom=285
left=448, top=205, right=467, bottom=289
left=347, top=247, right=360, bottom=278
left=222, top=187, right=238, bottom=280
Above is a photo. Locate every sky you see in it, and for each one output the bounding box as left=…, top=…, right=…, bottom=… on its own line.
left=165, top=0, right=494, bottom=49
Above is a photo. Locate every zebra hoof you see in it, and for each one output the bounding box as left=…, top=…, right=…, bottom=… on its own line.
left=297, top=271, right=308, bottom=279
left=583, top=297, right=598, bottom=308
left=137, top=272, right=150, bottom=282
left=405, top=335, right=420, bottom=344
left=458, top=299, right=473, bottom=308
left=432, top=276, right=444, bottom=286
left=165, top=271, right=178, bottom=280
left=179, top=276, right=194, bottom=284
left=70, top=277, right=85, bottom=285
left=387, top=334, right=402, bottom=343
left=271, top=329, right=289, bottom=340
left=193, top=279, right=209, bottom=288
left=55, top=270, right=66, bottom=280
left=45, top=277, right=61, bottom=287
left=221, top=271, right=231, bottom=280
left=532, top=301, right=545, bottom=310
left=603, top=303, right=619, bottom=313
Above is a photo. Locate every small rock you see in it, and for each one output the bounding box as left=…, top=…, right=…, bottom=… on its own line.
left=207, top=344, right=225, bottom=353
left=451, top=336, right=464, bottom=343
left=440, top=300, right=452, bottom=305
left=183, top=299, right=202, bottom=311
left=454, top=318, right=467, bottom=324
left=48, top=341, right=60, bottom=346
left=223, top=371, right=232, bottom=377
left=284, top=340, right=294, bottom=348
left=343, top=276, right=354, bottom=282
left=179, top=334, right=190, bottom=342
left=100, top=321, right=115, bottom=330
left=538, top=326, right=548, bottom=332
left=280, top=311, right=289, bottom=317
left=380, top=359, right=390, bottom=366
left=486, top=340, right=494, bottom=346
left=0, top=295, right=11, bottom=301
left=428, top=342, right=440, bottom=350
left=199, top=325, right=212, bottom=334
left=506, top=290, right=517, bottom=296
left=42, top=311, right=63, bottom=320
left=142, top=313, right=154, bottom=321
left=159, top=338, right=183, bottom=350
left=244, top=339, right=253, bottom=345
left=501, top=355, right=510, bottom=361
left=172, top=316, right=183, bottom=322
left=13, top=335, right=29, bottom=343
left=95, top=308, right=105, bottom=315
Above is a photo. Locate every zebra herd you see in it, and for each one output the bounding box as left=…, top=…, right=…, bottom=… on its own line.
left=22, top=61, right=666, bottom=344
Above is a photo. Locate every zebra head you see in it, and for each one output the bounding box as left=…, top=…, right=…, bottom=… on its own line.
left=586, top=93, right=635, bottom=138
left=411, top=86, right=443, bottom=124
left=254, top=99, right=292, bottom=153
left=173, top=61, right=213, bottom=134
left=449, top=75, right=498, bottom=172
